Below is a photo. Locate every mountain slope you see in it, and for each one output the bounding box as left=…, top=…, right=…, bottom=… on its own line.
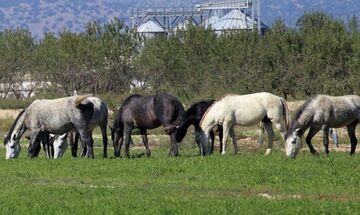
left=0, top=0, right=358, bottom=38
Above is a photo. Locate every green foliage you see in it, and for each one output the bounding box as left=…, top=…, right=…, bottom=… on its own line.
left=0, top=12, right=359, bottom=103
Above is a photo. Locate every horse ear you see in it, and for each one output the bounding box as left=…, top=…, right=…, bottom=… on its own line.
left=25, top=136, right=30, bottom=140
left=60, top=133, right=68, bottom=139
left=295, top=128, right=301, bottom=134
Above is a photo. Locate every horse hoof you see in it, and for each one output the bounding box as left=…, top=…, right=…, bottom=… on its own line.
left=221, top=151, right=226, bottom=155
left=265, top=149, right=272, bottom=155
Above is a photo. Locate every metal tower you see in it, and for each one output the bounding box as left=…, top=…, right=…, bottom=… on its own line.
left=130, top=0, right=262, bottom=34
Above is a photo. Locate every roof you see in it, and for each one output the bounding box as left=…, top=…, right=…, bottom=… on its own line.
left=203, top=15, right=220, bottom=28
left=137, top=20, right=164, bottom=33
left=212, top=9, right=253, bottom=31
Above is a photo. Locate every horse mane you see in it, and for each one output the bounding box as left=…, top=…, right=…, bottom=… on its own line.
left=285, top=96, right=316, bottom=139
left=4, top=108, right=27, bottom=144
left=217, top=94, right=237, bottom=101
left=112, top=94, right=143, bottom=130
left=118, top=94, right=143, bottom=113
left=199, top=101, right=218, bottom=127
left=292, top=96, right=316, bottom=122
left=74, top=94, right=94, bottom=107
left=186, top=100, right=215, bottom=117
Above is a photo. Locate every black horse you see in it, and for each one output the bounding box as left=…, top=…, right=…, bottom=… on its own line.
left=175, top=100, right=223, bottom=155
left=111, top=93, right=185, bottom=157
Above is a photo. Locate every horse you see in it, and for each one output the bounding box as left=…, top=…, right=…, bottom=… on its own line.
left=4, top=94, right=108, bottom=159
left=285, top=95, right=360, bottom=159
left=25, top=132, right=53, bottom=158
left=51, top=133, right=68, bottom=159
left=175, top=100, right=224, bottom=155
left=110, top=93, right=185, bottom=158
left=200, top=92, right=290, bottom=156
left=329, top=128, right=339, bottom=147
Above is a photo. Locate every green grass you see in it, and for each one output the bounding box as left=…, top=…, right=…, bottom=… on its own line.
left=0, top=136, right=360, bottom=215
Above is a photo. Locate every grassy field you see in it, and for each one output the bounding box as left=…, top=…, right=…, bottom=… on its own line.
left=0, top=133, right=360, bottom=215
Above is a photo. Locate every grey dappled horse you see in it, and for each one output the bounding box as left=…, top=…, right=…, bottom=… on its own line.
left=4, top=95, right=108, bottom=159
left=285, top=95, right=360, bottom=158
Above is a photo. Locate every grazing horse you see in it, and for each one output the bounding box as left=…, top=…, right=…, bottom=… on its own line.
left=175, top=100, right=224, bottom=155
left=200, top=92, right=290, bottom=156
left=111, top=93, right=185, bottom=158
left=285, top=95, right=360, bottom=158
left=51, top=133, right=68, bottom=159
left=4, top=95, right=108, bottom=159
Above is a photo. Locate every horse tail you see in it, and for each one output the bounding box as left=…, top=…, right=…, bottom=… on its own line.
left=75, top=94, right=94, bottom=110
left=280, top=98, right=290, bottom=130
left=164, top=100, right=185, bottom=134
left=173, top=101, right=186, bottom=129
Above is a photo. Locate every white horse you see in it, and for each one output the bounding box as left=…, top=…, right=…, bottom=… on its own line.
left=200, top=92, right=289, bottom=155
left=51, top=133, right=68, bottom=159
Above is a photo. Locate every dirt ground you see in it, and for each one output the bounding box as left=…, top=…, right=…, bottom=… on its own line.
left=0, top=109, right=22, bottom=119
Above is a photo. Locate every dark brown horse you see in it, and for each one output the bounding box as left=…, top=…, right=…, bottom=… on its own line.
left=111, top=93, right=185, bottom=157
left=175, top=100, right=223, bottom=155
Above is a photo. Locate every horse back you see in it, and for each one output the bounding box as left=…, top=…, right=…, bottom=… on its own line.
left=24, top=98, right=75, bottom=133
left=202, top=93, right=282, bottom=126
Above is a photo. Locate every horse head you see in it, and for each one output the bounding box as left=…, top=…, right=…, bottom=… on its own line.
left=4, top=133, right=21, bottom=160
left=52, top=133, right=68, bottom=159
left=285, top=128, right=302, bottom=159
left=110, top=125, right=123, bottom=157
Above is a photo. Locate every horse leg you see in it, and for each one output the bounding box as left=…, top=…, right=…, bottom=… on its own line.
left=50, top=137, right=54, bottom=158
left=117, top=136, right=124, bottom=157
left=209, top=130, right=215, bottom=154
left=218, top=126, right=223, bottom=154
left=195, top=128, right=202, bottom=155
left=229, top=126, right=239, bottom=154
left=169, top=132, right=179, bottom=157
left=306, top=126, right=321, bottom=155
left=100, top=125, right=108, bottom=158
left=70, top=131, right=78, bottom=158
left=78, top=133, right=87, bottom=157
left=258, top=122, right=265, bottom=145
left=140, top=129, right=151, bottom=157
left=33, top=138, right=41, bottom=157
left=322, top=126, right=330, bottom=155
left=272, top=121, right=286, bottom=153
left=221, top=121, right=232, bottom=155
left=124, top=125, right=133, bottom=158
left=28, top=132, right=41, bottom=159
left=330, top=128, right=339, bottom=148
left=347, top=120, right=358, bottom=155
left=78, top=130, right=94, bottom=159
left=263, top=122, right=275, bottom=155
left=40, top=132, right=51, bottom=159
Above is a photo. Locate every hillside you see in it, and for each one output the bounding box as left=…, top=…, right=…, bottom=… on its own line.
left=0, top=0, right=359, bottom=38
